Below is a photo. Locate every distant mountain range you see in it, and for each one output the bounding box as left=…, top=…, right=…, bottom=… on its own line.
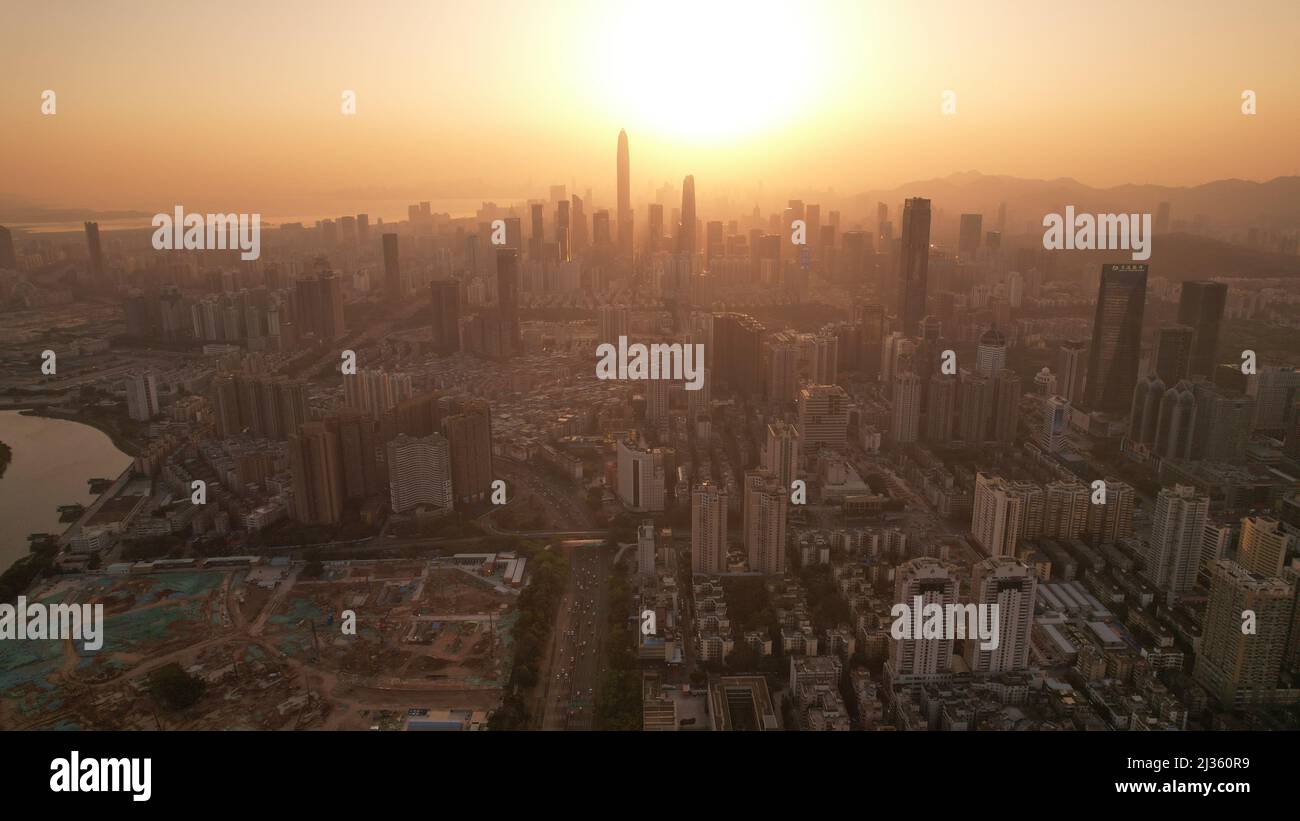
left=856, top=172, right=1300, bottom=233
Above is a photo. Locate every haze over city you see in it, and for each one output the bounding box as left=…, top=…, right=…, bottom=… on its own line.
left=2, top=1, right=1300, bottom=775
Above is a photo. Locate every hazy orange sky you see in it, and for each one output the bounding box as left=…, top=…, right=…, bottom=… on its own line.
left=4, top=0, right=1298, bottom=217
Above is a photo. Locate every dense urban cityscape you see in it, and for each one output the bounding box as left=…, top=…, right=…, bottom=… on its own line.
left=4, top=5, right=1299, bottom=756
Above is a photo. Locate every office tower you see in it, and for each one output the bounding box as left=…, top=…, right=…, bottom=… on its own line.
left=1189, top=381, right=1254, bottom=461
left=555, top=198, right=571, bottom=262
left=971, top=473, right=1029, bottom=558
left=1084, top=264, right=1148, bottom=413
left=598, top=305, right=629, bottom=347
left=957, top=369, right=994, bottom=444
left=839, top=231, right=870, bottom=285
left=889, top=558, right=958, bottom=679
left=876, top=202, right=888, bottom=234
left=1154, top=324, right=1194, bottom=385
left=0, top=225, right=16, bottom=269
left=1057, top=340, right=1088, bottom=405
left=677, top=175, right=696, bottom=258
left=896, top=198, right=931, bottom=335
left=705, top=220, right=724, bottom=270
left=1152, top=380, right=1196, bottom=458
left=496, top=249, right=520, bottom=353
left=958, top=213, right=983, bottom=258
left=124, top=372, right=159, bottom=422
left=334, top=412, right=381, bottom=500
left=382, top=233, right=401, bottom=301
left=1177, top=280, right=1228, bottom=378
left=84, top=221, right=104, bottom=276
left=1142, top=484, right=1211, bottom=600
left=387, top=433, right=452, bottom=513
left=975, top=327, right=1007, bottom=378
left=964, top=557, right=1036, bottom=674
left=691, top=480, right=728, bottom=575
left=1128, top=374, right=1166, bottom=445
left=712, top=312, right=764, bottom=396
left=289, top=421, right=346, bottom=525
left=990, top=369, right=1021, bottom=443
left=444, top=400, right=493, bottom=506
left=891, top=371, right=922, bottom=444
left=591, top=209, right=612, bottom=247
left=299, top=270, right=345, bottom=341
left=1238, top=516, right=1294, bottom=579
left=855, top=304, right=885, bottom=380
left=637, top=521, right=657, bottom=578
left=1194, top=560, right=1293, bottom=707
left=1251, top=366, right=1300, bottom=432
left=356, top=213, right=370, bottom=246
left=764, top=421, right=799, bottom=492
left=529, top=203, right=545, bottom=261
left=926, top=373, right=957, bottom=443
left=1029, top=394, right=1067, bottom=454
left=743, top=469, right=787, bottom=575
left=797, top=384, right=850, bottom=450
left=430, top=279, right=461, bottom=354
left=569, top=196, right=588, bottom=255
left=617, top=436, right=668, bottom=513
left=617, top=129, right=633, bottom=257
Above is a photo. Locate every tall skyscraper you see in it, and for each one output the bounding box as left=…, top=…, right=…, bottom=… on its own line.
left=1084, top=263, right=1147, bottom=413
left=889, top=558, right=958, bottom=681
left=289, top=421, right=346, bottom=525
left=964, top=557, right=1036, bottom=674
left=1194, top=560, right=1294, bottom=708
left=1237, top=516, right=1294, bottom=579
left=430, top=279, right=461, bottom=354
left=976, top=327, right=1007, bottom=377
left=763, top=421, right=799, bottom=493
left=444, top=400, right=493, bottom=507
left=926, top=373, right=956, bottom=443
left=529, top=203, right=545, bottom=261
left=897, top=198, right=931, bottom=335
left=124, top=372, right=159, bottom=422
left=1058, top=340, right=1088, bottom=405
left=743, top=469, right=787, bottom=575
left=617, top=436, right=668, bottom=513
left=1142, top=484, right=1211, bottom=601
left=971, top=472, right=1029, bottom=558
left=387, top=433, right=452, bottom=513
left=84, top=221, right=104, bottom=277
left=382, top=233, right=401, bottom=301
left=957, top=369, right=994, bottom=444
left=617, top=129, right=633, bottom=257
left=891, top=370, right=922, bottom=444
left=496, top=249, right=520, bottom=354
left=991, top=368, right=1021, bottom=442
left=691, top=481, right=728, bottom=575
left=678, top=175, right=696, bottom=257
left=797, top=384, right=849, bottom=450
left=1177, top=280, right=1228, bottom=378
left=1153, top=324, right=1195, bottom=385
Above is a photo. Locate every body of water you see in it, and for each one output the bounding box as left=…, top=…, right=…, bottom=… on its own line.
left=0, top=411, right=131, bottom=573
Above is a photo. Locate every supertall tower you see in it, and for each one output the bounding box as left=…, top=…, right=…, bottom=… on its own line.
left=678, top=175, right=696, bottom=257
left=617, top=129, right=633, bottom=257
left=897, top=198, right=931, bottom=335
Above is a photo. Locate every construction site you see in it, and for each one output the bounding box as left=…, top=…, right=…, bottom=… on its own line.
left=0, top=554, right=525, bottom=730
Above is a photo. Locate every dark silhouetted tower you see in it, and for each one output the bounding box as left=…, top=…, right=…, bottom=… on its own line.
left=382, top=233, right=401, bottom=301
left=897, top=198, right=931, bottom=335
left=1084, top=263, right=1147, bottom=413
left=1177, top=280, right=1228, bottom=378
left=678, top=175, right=696, bottom=256
left=617, top=129, right=633, bottom=257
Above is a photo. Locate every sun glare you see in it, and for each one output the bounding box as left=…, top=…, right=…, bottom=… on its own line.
left=597, top=1, right=828, bottom=142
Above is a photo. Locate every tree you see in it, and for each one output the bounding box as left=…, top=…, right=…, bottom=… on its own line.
left=149, top=663, right=205, bottom=710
